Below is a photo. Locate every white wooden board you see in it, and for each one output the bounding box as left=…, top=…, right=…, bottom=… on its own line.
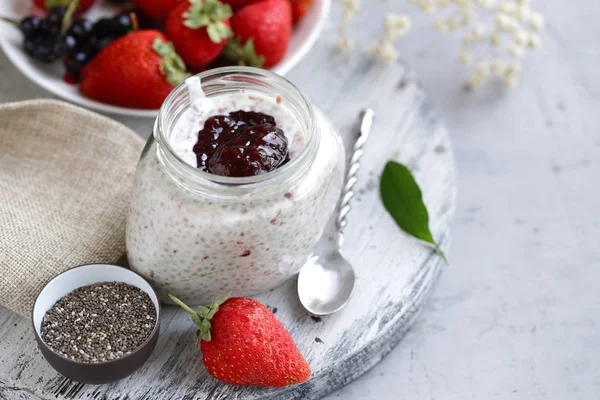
left=0, top=53, right=456, bottom=399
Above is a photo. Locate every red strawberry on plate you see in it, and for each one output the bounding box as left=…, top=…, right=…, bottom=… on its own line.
left=220, top=0, right=261, bottom=8
left=165, top=0, right=232, bottom=68
left=33, top=0, right=96, bottom=13
left=170, top=294, right=311, bottom=387
left=290, top=0, right=314, bottom=24
left=223, top=0, right=292, bottom=68
left=131, top=0, right=183, bottom=23
left=80, top=30, right=190, bottom=109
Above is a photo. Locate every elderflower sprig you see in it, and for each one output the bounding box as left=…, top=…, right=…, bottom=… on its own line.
left=334, top=0, right=545, bottom=89
left=406, top=0, right=545, bottom=89
left=370, top=13, right=412, bottom=63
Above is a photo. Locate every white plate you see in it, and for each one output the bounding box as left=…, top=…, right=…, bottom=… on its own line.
left=0, top=0, right=330, bottom=118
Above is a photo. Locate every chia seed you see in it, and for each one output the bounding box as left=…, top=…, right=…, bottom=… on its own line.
left=41, top=282, right=156, bottom=363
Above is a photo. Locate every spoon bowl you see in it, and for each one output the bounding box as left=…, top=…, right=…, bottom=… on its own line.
left=297, top=250, right=356, bottom=316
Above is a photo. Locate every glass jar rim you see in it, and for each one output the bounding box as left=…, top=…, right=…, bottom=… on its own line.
left=154, top=66, right=319, bottom=189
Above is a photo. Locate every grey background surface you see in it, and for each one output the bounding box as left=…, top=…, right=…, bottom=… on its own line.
left=1, top=1, right=599, bottom=399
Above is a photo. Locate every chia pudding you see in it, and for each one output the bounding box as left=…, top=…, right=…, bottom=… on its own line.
left=126, top=68, right=345, bottom=305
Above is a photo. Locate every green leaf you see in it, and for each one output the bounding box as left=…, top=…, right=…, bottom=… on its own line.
left=169, top=293, right=230, bottom=345
left=152, top=37, right=191, bottom=85
left=222, top=37, right=265, bottom=68
left=199, top=320, right=212, bottom=341
left=380, top=160, right=447, bottom=263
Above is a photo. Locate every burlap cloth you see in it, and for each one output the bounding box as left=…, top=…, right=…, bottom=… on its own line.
left=0, top=99, right=144, bottom=317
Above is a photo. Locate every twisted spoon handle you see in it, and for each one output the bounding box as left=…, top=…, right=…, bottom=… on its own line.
left=336, top=109, right=375, bottom=247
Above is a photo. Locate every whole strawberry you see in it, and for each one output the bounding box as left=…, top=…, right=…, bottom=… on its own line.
left=165, top=0, right=232, bottom=68
left=170, top=294, right=311, bottom=387
left=80, top=31, right=190, bottom=109
left=223, top=0, right=292, bottom=68
left=131, top=0, right=183, bottom=23
left=34, top=0, right=96, bottom=13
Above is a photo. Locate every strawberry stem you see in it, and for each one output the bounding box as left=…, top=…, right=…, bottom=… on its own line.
left=169, top=293, right=230, bottom=344
left=0, top=16, right=18, bottom=27
left=130, top=12, right=139, bottom=32
left=168, top=294, right=197, bottom=315
left=61, top=0, right=78, bottom=36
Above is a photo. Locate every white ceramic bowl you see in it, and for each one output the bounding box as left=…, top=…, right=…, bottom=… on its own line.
left=0, top=0, right=330, bottom=117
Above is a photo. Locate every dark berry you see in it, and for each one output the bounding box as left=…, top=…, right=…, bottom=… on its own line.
left=93, top=36, right=115, bottom=51
left=25, top=37, right=58, bottom=63
left=23, top=38, right=37, bottom=56
left=207, top=124, right=288, bottom=177
left=46, top=6, right=67, bottom=29
left=63, top=50, right=93, bottom=77
left=111, top=14, right=133, bottom=36
left=67, top=19, right=93, bottom=41
left=38, top=20, right=60, bottom=38
left=91, top=18, right=117, bottom=38
left=53, top=35, right=77, bottom=57
left=19, top=16, right=42, bottom=38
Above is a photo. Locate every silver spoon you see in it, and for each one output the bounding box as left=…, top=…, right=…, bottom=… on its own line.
left=297, top=109, right=374, bottom=316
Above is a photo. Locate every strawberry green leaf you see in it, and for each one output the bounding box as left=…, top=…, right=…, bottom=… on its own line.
left=152, top=37, right=191, bottom=86
left=169, top=293, right=230, bottom=344
left=200, top=319, right=212, bottom=341
left=380, top=160, right=447, bottom=263
left=222, top=37, right=265, bottom=68
left=183, top=0, right=233, bottom=43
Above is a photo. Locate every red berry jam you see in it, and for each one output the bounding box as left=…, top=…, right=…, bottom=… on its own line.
left=193, top=111, right=289, bottom=177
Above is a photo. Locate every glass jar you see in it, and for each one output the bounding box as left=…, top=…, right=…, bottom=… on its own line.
left=126, top=67, right=345, bottom=305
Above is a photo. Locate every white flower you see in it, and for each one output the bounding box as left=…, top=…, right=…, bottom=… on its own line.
left=337, top=37, right=355, bottom=50
left=516, top=4, right=531, bottom=21
left=448, top=18, right=462, bottom=31
left=502, top=62, right=522, bottom=86
left=500, top=2, right=517, bottom=15
left=385, top=14, right=412, bottom=37
left=419, top=0, right=437, bottom=13
left=490, top=31, right=502, bottom=46
left=466, top=73, right=485, bottom=90
left=527, top=34, right=541, bottom=48
left=476, top=61, right=491, bottom=76
left=495, top=13, right=510, bottom=30
left=473, top=24, right=485, bottom=39
left=509, top=43, right=524, bottom=57
left=530, top=12, right=545, bottom=31
left=514, top=30, right=528, bottom=46
left=435, top=18, right=449, bottom=33
left=371, top=41, right=400, bottom=62
left=492, top=59, right=506, bottom=76
left=459, top=50, right=472, bottom=65
left=477, top=0, right=495, bottom=8
left=341, top=9, right=355, bottom=25
left=342, top=0, right=359, bottom=12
